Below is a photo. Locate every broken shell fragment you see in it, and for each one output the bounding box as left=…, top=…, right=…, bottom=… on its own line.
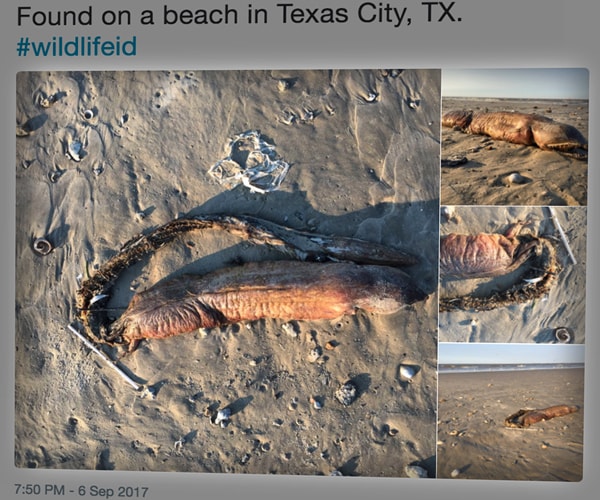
left=335, top=381, right=358, bottom=406
left=310, top=396, right=323, bottom=410
left=66, top=141, right=83, bottom=162
left=504, top=172, right=531, bottom=185
left=398, top=363, right=419, bottom=383
left=277, top=79, right=294, bottom=92
left=39, top=93, right=57, bottom=108
left=405, top=465, right=428, bottom=478
left=32, top=237, right=53, bottom=256
left=213, top=407, right=232, bottom=426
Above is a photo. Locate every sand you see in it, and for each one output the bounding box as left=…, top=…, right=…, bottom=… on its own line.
left=15, top=69, right=439, bottom=476
left=441, top=97, right=588, bottom=206
left=439, top=205, right=587, bottom=343
left=437, top=367, right=584, bottom=481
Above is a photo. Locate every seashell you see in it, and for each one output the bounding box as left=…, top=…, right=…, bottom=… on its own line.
left=450, top=468, right=461, bottom=478
left=213, top=407, right=231, bottom=426
left=407, top=98, right=420, bottom=109
left=330, top=470, right=343, bottom=476
left=554, top=327, right=573, bottom=344
left=301, top=108, right=317, bottom=122
left=281, top=322, right=299, bottom=338
left=504, top=172, right=531, bottom=185
left=307, top=346, right=322, bottom=363
left=83, top=109, right=95, bottom=120
left=405, top=465, right=428, bottom=478
left=32, top=237, right=53, bottom=256
left=325, top=340, right=338, bottom=350
left=398, top=363, right=419, bottom=383
left=277, top=79, right=294, bottom=92
left=67, top=141, right=83, bottom=162
left=310, top=396, right=323, bottom=410
left=365, top=92, right=379, bottom=103
left=279, top=110, right=297, bottom=125
left=16, top=125, right=31, bottom=137
left=39, top=93, right=57, bottom=108
left=335, top=381, right=358, bottom=406
left=48, top=170, right=63, bottom=183
left=523, top=276, right=544, bottom=284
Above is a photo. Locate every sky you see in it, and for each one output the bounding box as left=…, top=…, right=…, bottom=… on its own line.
left=442, top=68, right=589, bottom=99
left=439, top=342, right=585, bottom=366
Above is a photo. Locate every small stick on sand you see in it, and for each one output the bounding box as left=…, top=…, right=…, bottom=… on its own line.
left=547, top=206, right=577, bottom=265
left=67, top=323, right=143, bottom=392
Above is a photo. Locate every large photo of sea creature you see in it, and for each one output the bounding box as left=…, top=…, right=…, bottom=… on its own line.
left=15, top=69, right=440, bottom=476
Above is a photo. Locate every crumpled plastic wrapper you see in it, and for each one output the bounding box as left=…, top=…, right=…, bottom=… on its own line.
left=208, top=130, right=290, bottom=194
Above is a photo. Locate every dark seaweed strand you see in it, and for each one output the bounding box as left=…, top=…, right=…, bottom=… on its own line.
left=76, top=214, right=419, bottom=343
left=439, top=238, right=559, bottom=312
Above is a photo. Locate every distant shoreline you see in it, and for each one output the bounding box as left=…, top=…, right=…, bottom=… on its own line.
left=438, top=363, right=584, bottom=374
left=442, top=96, right=589, bottom=104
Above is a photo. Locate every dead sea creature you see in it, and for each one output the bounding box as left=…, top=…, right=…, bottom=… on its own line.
left=504, top=405, right=579, bottom=428
left=109, top=261, right=425, bottom=350
left=440, top=222, right=560, bottom=312
left=440, top=222, right=540, bottom=279
left=442, top=110, right=588, bottom=160
left=76, top=214, right=423, bottom=348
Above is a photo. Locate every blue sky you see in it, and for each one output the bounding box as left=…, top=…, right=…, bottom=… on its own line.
left=442, top=68, right=589, bottom=99
left=439, top=342, right=585, bottom=365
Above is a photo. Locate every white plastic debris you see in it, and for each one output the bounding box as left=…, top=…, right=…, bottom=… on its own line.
left=208, top=130, right=290, bottom=194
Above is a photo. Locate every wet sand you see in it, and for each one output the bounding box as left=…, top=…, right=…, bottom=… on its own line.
left=15, top=69, right=439, bottom=476
left=437, top=367, right=584, bottom=481
left=441, top=97, right=588, bottom=206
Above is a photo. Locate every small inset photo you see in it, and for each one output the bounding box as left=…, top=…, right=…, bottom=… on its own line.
left=439, top=205, right=586, bottom=343
left=437, top=343, right=584, bottom=481
left=441, top=68, right=588, bottom=206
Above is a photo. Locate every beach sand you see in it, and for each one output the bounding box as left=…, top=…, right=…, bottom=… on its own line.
left=15, top=69, right=439, bottom=476
left=441, top=97, right=588, bottom=206
left=437, top=367, right=584, bottom=481
left=439, top=205, right=587, bottom=343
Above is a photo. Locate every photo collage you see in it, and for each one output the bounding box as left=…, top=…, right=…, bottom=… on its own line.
left=15, top=68, right=587, bottom=480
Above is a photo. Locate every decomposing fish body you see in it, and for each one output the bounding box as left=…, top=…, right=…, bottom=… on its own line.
left=439, top=223, right=560, bottom=312
left=440, top=223, right=539, bottom=279
left=109, top=261, right=427, bottom=348
left=442, top=110, right=588, bottom=159
left=504, top=405, right=579, bottom=428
